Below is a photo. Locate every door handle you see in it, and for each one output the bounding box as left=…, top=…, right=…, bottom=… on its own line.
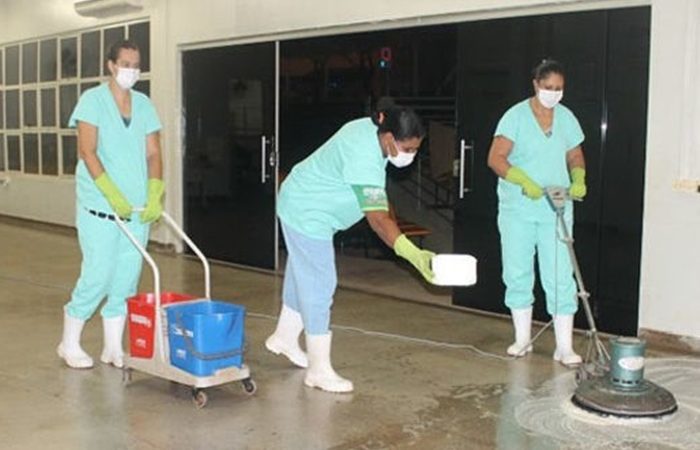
left=261, top=135, right=269, bottom=184
left=261, top=135, right=276, bottom=184
left=268, top=136, right=277, bottom=168
left=459, top=139, right=465, bottom=199
left=459, top=139, right=475, bottom=199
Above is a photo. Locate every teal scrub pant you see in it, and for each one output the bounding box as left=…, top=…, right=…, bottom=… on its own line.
left=65, top=207, right=149, bottom=320
left=497, top=211, right=577, bottom=316
left=280, top=221, right=337, bottom=335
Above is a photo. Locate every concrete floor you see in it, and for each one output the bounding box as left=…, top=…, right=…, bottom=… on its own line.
left=0, top=218, right=691, bottom=450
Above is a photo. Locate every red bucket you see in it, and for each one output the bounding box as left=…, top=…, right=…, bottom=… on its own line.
left=127, top=292, right=196, bottom=358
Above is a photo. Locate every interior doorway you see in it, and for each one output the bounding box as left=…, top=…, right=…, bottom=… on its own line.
left=183, top=42, right=278, bottom=270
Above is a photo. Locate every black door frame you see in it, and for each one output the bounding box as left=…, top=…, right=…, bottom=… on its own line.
left=181, top=41, right=280, bottom=271
left=451, top=8, right=651, bottom=336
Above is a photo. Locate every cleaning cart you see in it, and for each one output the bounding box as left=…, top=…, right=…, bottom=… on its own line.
left=116, top=210, right=256, bottom=408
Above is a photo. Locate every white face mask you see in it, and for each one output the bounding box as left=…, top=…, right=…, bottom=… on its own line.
left=387, top=142, right=416, bottom=168
left=537, top=88, right=563, bottom=109
left=115, top=67, right=140, bottom=90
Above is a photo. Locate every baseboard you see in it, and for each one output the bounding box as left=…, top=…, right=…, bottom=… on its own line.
left=639, top=328, right=700, bottom=356
left=0, top=213, right=174, bottom=253
left=0, top=213, right=76, bottom=236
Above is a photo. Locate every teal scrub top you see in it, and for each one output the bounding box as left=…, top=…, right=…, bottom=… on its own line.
left=69, top=83, right=162, bottom=211
left=278, top=118, right=388, bottom=239
left=494, top=99, right=584, bottom=218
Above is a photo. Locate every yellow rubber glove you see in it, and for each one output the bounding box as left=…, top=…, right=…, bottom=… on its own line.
left=394, top=234, right=435, bottom=282
left=505, top=166, right=543, bottom=200
left=94, top=173, right=132, bottom=219
left=569, top=167, right=587, bottom=200
left=140, top=178, right=165, bottom=224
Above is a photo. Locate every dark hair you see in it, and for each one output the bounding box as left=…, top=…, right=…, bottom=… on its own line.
left=107, top=39, right=140, bottom=63
left=371, top=97, right=426, bottom=140
left=532, top=58, right=565, bottom=81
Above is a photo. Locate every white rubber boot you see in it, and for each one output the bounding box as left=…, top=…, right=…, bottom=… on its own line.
left=553, top=314, right=582, bottom=366
left=507, top=307, right=533, bottom=356
left=304, top=333, right=353, bottom=393
left=265, top=305, right=308, bottom=368
left=57, top=312, right=94, bottom=369
left=100, top=315, right=126, bottom=368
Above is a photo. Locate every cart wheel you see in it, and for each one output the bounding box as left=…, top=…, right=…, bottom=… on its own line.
left=192, top=388, right=208, bottom=409
left=241, top=378, right=257, bottom=395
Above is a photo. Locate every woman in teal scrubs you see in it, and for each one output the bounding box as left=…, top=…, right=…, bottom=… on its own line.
left=266, top=99, right=435, bottom=393
left=487, top=60, right=587, bottom=366
left=57, top=40, right=164, bottom=370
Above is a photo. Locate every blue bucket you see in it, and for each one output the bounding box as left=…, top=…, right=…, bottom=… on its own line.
left=166, top=300, right=245, bottom=376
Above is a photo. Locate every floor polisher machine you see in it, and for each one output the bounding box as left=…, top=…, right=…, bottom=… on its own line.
left=545, top=186, right=678, bottom=419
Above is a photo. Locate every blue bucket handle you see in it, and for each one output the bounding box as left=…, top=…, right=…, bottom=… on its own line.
left=173, top=311, right=245, bottom=361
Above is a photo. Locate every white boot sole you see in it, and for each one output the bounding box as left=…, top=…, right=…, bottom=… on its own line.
left=100, top=352, right=124, bottom=368
left=265, top=336, right=308, bottom=368
left=553, top=351, right=582, bottom=367
left=304, top=376, right=353, bottom=393
left=57, top=344, right=94, bottom=369
left=507, top=343, right=533, bottom=357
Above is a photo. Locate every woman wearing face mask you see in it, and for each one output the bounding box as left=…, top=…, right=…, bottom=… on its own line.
left=266, top=98, right=435, bottom=393
left=487, top=59, right=587, bottom=366
left=57, top=40, right=164, bottom=370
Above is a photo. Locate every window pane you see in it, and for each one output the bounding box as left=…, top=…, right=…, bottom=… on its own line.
left=41, top=88, right=56, bottom=127
left=81, top=30, right=101, bottom=78
left=7, top=135, right=20, bottom=171
left=128, top=22, right=150, bottom=72
left=62, top=135, right=77, bottom=175
left=41, top=133, right=58, bottom=175
left=134, top=79, right=150, bottom=97
left=6, top=45, right=19, bottom=85
left=22, top=42, right=38, bottom=84
left=0, top=134, right=4, bottom=171
left=81, top=81, right=99, bottom=94
left=103, top=26, right=126, bottom=75
left=61, top=37, right=78, bottom=79
left=23, top=90, right=37, bottom=127
left=23, top=134, right=39, bottom=174
left=59, top=85, right=78, bottom=129
left=0, top=90, right=4, bottom=128
left=40, top=39, right=58, bottom=82
left=6, top=90, right=19, bottom=129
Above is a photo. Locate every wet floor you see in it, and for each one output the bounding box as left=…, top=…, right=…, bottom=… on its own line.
left=0, top=218, right=697, bottom=449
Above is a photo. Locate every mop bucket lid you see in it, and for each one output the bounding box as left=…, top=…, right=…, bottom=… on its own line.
left=431, top=254, right=477, bottom=286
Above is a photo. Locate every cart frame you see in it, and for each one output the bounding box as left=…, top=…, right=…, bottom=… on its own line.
left=116, top=211, right=255, bottom=407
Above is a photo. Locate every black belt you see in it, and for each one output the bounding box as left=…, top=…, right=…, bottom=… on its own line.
left=86, top=208, right=131, bottom=222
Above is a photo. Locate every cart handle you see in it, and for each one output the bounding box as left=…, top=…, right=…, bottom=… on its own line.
left=115, top=209, right=211, bottom=301
left=114, top=209, right=211, bottom=362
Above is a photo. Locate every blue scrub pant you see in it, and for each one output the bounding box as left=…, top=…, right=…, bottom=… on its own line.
left=497, top=212, right=577, bottom=316
left=65, top=207, right=149, bottom=320
left=280, top=221, right=337, bottom=335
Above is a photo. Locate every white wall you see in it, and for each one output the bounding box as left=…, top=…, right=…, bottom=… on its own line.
left=2, top=0, right=699, bottom=340
left=166, top=0, right=617, bottom=45
left=639, top=0, right=700, bottom=339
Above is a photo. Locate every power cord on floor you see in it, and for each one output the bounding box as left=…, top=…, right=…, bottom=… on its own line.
left=248, top=311, right=553, bottom=363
